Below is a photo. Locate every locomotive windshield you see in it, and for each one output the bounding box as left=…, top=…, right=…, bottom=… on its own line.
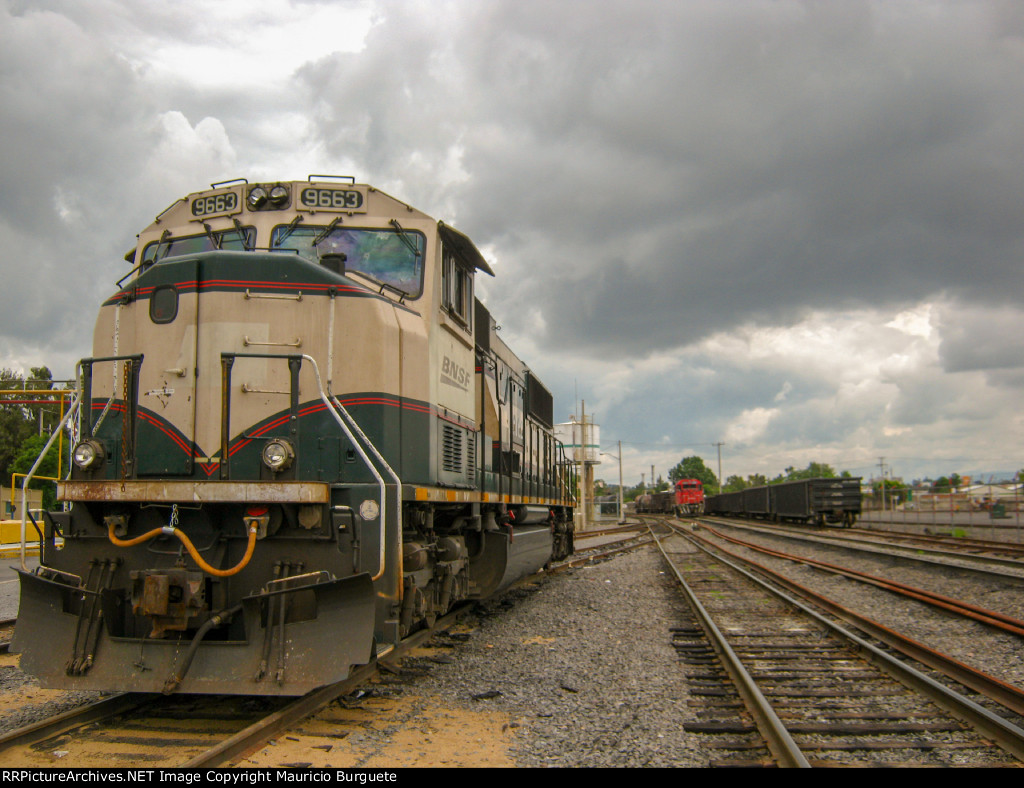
left=141, top=227, right=255, bottom=268
left=271, top=224, right=425, bottom=298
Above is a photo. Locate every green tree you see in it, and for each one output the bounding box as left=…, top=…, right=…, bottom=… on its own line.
left=790, top=462, right=836, bottom=480
left=873, top=478, right=907, bottom=504
left=10, top=433, right=66, bottom=510
left=770, top=462, right=838, bottom=484
left=722, top=474, right=747, bottom=493
left=0, top=368, right=36, bottom=485
left=669, top=455, right=719, bottom=495
left=25, top=366, right=58, bottom=434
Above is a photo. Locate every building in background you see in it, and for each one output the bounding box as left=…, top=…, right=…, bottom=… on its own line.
left=555, top=411, right=600, bottom=528
left=2, top=487, right=43, bottom=519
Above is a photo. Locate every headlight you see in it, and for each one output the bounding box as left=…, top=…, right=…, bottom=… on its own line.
left=261, top=439, right=294, bottom=471
left=247, top=186, right=268, bottom=209
left=269, top=185, right=289, bottom=206
left=72, top=439, right=105, bottom=470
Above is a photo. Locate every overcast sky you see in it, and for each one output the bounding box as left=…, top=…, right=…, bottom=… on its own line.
left=2, top=0, right=1023, bottom=486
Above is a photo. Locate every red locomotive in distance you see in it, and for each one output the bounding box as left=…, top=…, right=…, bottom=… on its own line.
left=635, top=478, right=704, bottom=516
left=673, top=478, right=704, bottom=515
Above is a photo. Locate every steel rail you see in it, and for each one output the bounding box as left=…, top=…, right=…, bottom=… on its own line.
left=182, top=664, right=378, bottom=768
left=552, top=536, right=653, bottom=571
left=650, top=525, right=810, bottom=768
left=575, top=523, right=646, bottom=539
left=842, top=526, right=1024, bottom=557
left=685, top=525, right=1024, bottom=715
left=689, top=524, right=1024, bottom=702
left=698, top=522, right=1024, bottom=637
left=674, top=523, right=1024, bottom=759
left=0, top=693, right=157, bottom=754
left=183, top=603, right=475, bottom=767
left=699, top=516, right=1024, bottom=575
left=0, top=605, right=472, bottom=766
left=185, top=537, right=629, bottom=768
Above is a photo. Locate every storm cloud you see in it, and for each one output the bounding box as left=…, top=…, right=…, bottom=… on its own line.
left=2, top=0, right=1022, bottom=483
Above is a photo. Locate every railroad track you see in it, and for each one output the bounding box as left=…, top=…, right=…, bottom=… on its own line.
left=562, top=525, right=652, bottom=568
left=653, top=520, right=1024, bottom=766
left=699, top=516, right=1024, bottom=576
left=843, top=525, right=1024, bottom=558
left=0, top=603, right=462, bottom=768
left=0, top=529, right=650, bottom=767
left=695, top=521, right=1024, bottom=640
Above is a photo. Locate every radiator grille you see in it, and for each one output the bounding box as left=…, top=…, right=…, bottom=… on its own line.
left=442, top=424, right=463, bottom=474
left=440, top=422, right=476, bottom=483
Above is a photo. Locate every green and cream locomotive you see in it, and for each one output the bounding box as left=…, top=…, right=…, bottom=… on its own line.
left=13, top=177, right=575, bottom=695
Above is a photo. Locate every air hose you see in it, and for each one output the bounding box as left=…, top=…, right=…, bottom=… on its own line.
left=106, top=521, right=258, bottom=577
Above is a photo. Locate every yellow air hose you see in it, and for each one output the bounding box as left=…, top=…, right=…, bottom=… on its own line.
left=107, top=520, right=258, bottom=577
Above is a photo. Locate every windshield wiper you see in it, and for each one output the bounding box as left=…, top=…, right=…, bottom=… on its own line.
left=202, top=222, right=223, bottom=250
left=273, top=216, right=303, bottom=248
left=312, top=217, right=342, bottom=247
left=345, top=268, right=411, bottom=303
left=149, top=229, right=173, bottom=264
left=231, top=218, right=251, bottom=250
left=389, top=219, right=421, bottom=257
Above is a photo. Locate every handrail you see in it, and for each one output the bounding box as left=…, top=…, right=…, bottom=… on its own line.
left=219, top=352, right=390, bottom=581
left=329, top=394, right=401, bottom=575
left=303, top=354, right=398, bottom=583
left=20, top=389, right=83, bottom=570
left=79, top=353, right=143, bottom=444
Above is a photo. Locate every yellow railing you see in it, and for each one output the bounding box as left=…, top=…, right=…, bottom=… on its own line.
left=2, top=387, right=82, bottom=568
left=0, top=388, right=72, bottom=480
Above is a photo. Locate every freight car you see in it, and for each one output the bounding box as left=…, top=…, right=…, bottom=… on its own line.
left=705, top=477, right=861, bottom=527
left=634, top=478, right=704, bottom=516
left=12, top=177, right=576, bottom=696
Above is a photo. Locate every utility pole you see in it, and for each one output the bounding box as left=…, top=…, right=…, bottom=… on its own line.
left=713, top=442, right=725, bottom=493
left=617, top=440, right=624, bottom=524
left=602, top=441, right=625, bottom=525
left=580, top=402, right=588, bottom=532
left=878, top=457, right=887, bottom=514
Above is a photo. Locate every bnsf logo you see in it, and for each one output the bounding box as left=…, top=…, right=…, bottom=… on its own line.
left=441, top=356, right=471, bottom=391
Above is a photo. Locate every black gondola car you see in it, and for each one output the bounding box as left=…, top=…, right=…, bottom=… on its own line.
left=741, top=485, right=771, bottom=517
left=705, top=477, right=861, bottom=527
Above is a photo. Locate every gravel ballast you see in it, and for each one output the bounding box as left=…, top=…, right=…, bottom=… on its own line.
left=5, top=523, right=1024, bottom=767
left=410, top=545, right=705, bottom=767
left=0, top=544, right=711, bottom=767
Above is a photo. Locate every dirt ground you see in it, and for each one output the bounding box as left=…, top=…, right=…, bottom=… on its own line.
left=240, top=640, right=522, bottom=768
left=1, top=646, right=521, bottom=768
left=0, top=651, right=77, bottom=729
left=240, top=693, right=519, bottom=768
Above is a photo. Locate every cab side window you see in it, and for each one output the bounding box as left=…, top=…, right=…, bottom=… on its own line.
left=442, top=249, right=473, bottom=331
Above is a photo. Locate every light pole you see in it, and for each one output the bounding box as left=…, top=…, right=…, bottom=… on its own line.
left=713, top=442, right=725, bottom=494
left=878, top=458, right=887, bottom=515
left=601, top=440, right=625, bottom=525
